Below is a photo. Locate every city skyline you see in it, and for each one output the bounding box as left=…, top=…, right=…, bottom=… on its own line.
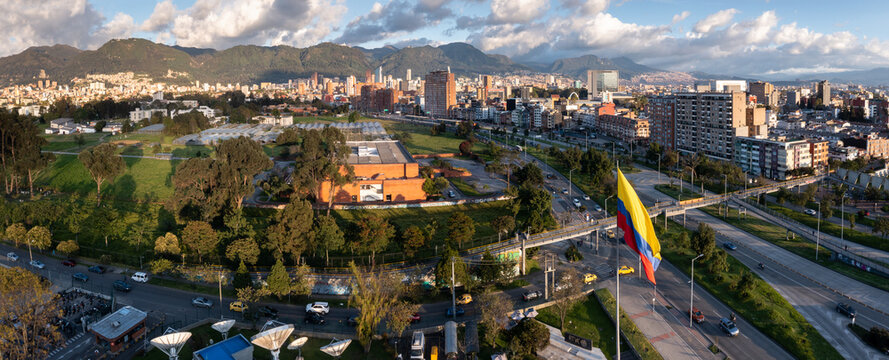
left=1, top=0, right=888, bottom=78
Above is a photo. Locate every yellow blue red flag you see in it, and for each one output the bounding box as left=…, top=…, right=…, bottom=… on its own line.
left=616, top=168, right=662, bottom=284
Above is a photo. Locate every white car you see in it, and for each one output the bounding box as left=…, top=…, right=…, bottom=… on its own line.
left=583, top=195, right=591, bottom=201
left=594, top=205, right=603, bottom=212
left=804, top=209, right=817, bottom=216
left=306, top=302, right=330, bottom=315
left=573, top=198, right=582, bottom=208
left=29, top=260, right=45, bottom=269
left=131, top=272, right=149, bottom=283
left=6, top=252, right=19, bottom=262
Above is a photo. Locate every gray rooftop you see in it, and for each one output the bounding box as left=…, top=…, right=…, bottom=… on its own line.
left=89, top=306, right=147, bottom=340
left=346, top=141, right=415, bottom=165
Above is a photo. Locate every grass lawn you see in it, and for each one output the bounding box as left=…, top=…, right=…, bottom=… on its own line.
left=35, top=154, right=176, bottom=201
left=449, top=177, right=490, bottom=197
left=596, top=289, right=663, bottom=360
left=657, top=220, right=843, bottom=360
left=380, top=120, right=465, bottom=155
left=41, top=132, right=106, bottom=151
left=702, top=205, right=889, bottom=293
left=136, top=323, right=393, bottom=360
left=537, top=292, right=624, bottom=359
left=654, top=184, right=701, bottom=200
left=767, top=202, right=889, bottom=254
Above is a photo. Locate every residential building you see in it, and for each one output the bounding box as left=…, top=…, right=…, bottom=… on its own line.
left=424, top=70, right=456, bottom=118
left=318, top=141, right=427, bottom=203
left=586, top=70, right=619, bottom=99
left=787, top=90, right=800, bottom=106
left=648, top=95, right=676, bottom=150
left=597, top=114, right=649, bottom=144
left=357, top=85, right=398, bottom=113
left=129, top=108, right=167, bottom=122
left=808, top=139, right=829, bottom=170
left=694, top=80, right=747, bottom=92
left=817, top=80, right=831, bottom=106
left=748, top=81, right=777, bottom=107
left=844, top=136, right=889, bottom=159
left=675, top=91, right=748, bottom=161
left=734, top=137, right=813, bottom=180
left=745, top=106, right=768, bottom=137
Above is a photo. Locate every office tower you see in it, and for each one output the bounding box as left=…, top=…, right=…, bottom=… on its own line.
left=406, top=69, right=412, bottom=82
left=748, top=81, right=777, bottom=107
left=817, top=80, right=831, bottom=106
left=312, top=72, right=318, bottom=88
left=675, top=91, right=747, bottom=161
left=586, top=70, right=619, bottom=99
left=648, top=96, right=676, bottom=150
left=424, top=70, right=456, bottom=117
left=366, top=70, right=373, bottom=83
left=346, top=75, right=356, bottom=96
left=481, top=75, right=493, bottom=100
left=376, top=66, right=383, bottom=84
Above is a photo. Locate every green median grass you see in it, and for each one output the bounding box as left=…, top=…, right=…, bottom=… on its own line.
left=656, top=220, right=843, bottom=360
left=449, top=177, right=491, bottom=197
left=596, top=289, right=664, bottom=360
left=767, top=202, right=889, bottom=253
left=537, top=292, right=624, bottom=359
left=654, top=184, right=702, bottom=200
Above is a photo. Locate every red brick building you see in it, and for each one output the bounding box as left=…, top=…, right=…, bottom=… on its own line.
left=320, top=141, right=427, bottom=203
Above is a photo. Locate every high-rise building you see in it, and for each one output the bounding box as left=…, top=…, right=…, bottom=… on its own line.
left=734, top=137, right=819, bottom=180
left=648, top=96, right=676, bottom=150
left=520, top=86, right=531, bottom=101
left=586, top=70, right=619, bottom=100
left=694, top=80, right=747, bottom=92
left=748, top=81, right=777, bottom=107
left=346, top=75, right=356, bottom=96
left=406, top=69, right=412, bottom=82
left=312, top=72, right=318, bottom=88
left=675, top=91, right=748, bottom=161
left=481, top=75, right=493, bottom=100
left=787, top=90, right=800, bottom=106
left=817, top=80, right=831, bottom=106
left=365, top=70, right=373, bottom=83
left=376, top=66, right=383, bottom=84
left=424, top=70, right=456, bottom=118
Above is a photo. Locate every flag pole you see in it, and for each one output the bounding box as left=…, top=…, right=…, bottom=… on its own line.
left=616, top=160, right=620, bottom=360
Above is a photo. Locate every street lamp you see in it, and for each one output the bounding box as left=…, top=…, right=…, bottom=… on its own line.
left=658, top=154, right=662, bottom=185
left=723, top=174, right=728, bottom=218
left=569, top=168, right=576, bottom=197
left=604, top=194, right=615, bottom=218
left=816, top=202, right=822, bottom=261
left=841, top=193, right=847, bottom=250
left=689, top=253, right=704, bottom=327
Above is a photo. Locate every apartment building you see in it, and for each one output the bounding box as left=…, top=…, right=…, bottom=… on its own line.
left=675, top=91, right=748, bottom=162
left=424, top=70, right=456, bottom=118
left=734, top=137, right=814, bottom=180
left=596, top=114, right=649, bottom=144
left=647, top=95, right=676, bottom=150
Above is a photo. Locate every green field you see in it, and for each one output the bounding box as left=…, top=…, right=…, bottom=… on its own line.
left=41, top=132, right=106, bottom=152
left=380, top=120, right=465, bottom=155
left=597, top=289, right=664, bottom=360
left=449, top=177, right=491, bottom=197
left=654, top=184, right=701, bottom=200
left=35, top=154, right=176, bottom=201
left=537, top=292, right=624, bottom=359
left=767, top=202, right=889, bottom=254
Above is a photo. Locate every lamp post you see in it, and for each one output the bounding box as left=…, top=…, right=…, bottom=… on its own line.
left=841, top=193, right=847, bottom=250
left=689, top=253, right=704, bottom=327
left=658, top=154, right=662, bottom=185
left=605, top=194, right=615, bottom=218
left=816, top=201, right=822, bottom=261
left=569, top=168, right=576, bottom=197
left=723, top=174, right=728, bottom=218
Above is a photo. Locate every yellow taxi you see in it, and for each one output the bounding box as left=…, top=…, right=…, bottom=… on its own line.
left=618, top=266, right=635, bottom=275
left=229, top=301, right=248, bottom=312
left=607, top=229, right=615, bottom=238
left=583, top=273, right=598, bottom=284
left=457, top=294, right=473, bottom=305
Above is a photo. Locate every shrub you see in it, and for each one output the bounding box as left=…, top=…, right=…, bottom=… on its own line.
left=507, top=319, right=549, bottom=356
left=565, top=245, right=583, bottom=262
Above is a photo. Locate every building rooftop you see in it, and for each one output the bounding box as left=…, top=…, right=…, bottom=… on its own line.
left=346, top=140, right=415, bottom=165
left=89, top=306, right=147, bottom=341
left=194, top=333, right=253, bottom=360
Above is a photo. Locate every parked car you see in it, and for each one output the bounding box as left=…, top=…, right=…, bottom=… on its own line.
left=306, top=302, right=330, bottom=315
left=409, top=312, right=421, bottom=323
left=72, top=273, right=89, bottom=282
left=29, top=260, right=45, bottom=269
left=88, top=266, right=106, bottom=274
left=836, top=303, right=856, bottom=319
left=305, top=312, right=326, bottom=325
left=446, top=306, right=465, bottom=317
left=258, top=306, right=279, bottom=318
left=584, top=273, right=598, bottom=284
left=618, top=266, right=635, bottom=275
left=723, top=242, right=737, bottom=251
left=545, top=174, right=556, bottom=180
left=191, top=297, right=213, bottom=308
left=6, top=252, right=19, bottom=262
left=131, top=272, right=149, bottom=283
left=720, top=318, right=739, bottom=336
left=62, top=259, right=76, bottom=267
left=689, top=307, right=704, bottom=323
left=522, top=290, right=542, bottom=301
left=457, top=294, right=473, bottom=305
left=804, top=209, right=817, bottom=216
left=229, top=301, right=248, bottom=312
left=112, top=280, right=132, bottom=292
left=607, top=229, right=615, bottom=238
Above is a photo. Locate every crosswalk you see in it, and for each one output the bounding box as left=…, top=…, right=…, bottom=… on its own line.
left=47, top=332, right=85, bottom=358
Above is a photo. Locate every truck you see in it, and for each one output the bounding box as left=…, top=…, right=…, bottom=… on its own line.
left=410, top=331, right=425, bottom=360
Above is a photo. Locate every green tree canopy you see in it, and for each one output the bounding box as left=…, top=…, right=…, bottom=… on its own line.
left=447, top=212, right=476, bottom=246
left=265, top=199, right=314, bottom=263
left=225, top=237, right=260, bottom=265
left=181, top=221, right=219, bottom=263
left=78, top=143, right=125, bottom=205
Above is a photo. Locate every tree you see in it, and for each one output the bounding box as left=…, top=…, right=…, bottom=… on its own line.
left=320, top=127, right=354, bottom=216
left=348, top=262, right=408, bottom=353
left=738, top=271, right=757, bottom=298
left=232, top=261, right=251, bottom=289
left=78, top=143, right=125, bottom=205
left=459, top=140, right=473, bottom=156
left=5, top=223, right=26, bottom=247
left=0, top=267, right=63, bottom=359
left=491, top=215, right=515, bottom=242
left=822, top=199, right=834, bottom=220
left=690, top=223, right=716, bottom=259
left=266, top=259, right=292, bottom=300
left=422, top=176, right=449, bottom=197
left=265, top=199, right=314, bottom=263
left=475, top=251, right=511, bottom=285
left=355, top=214, right=395, bottom=266
left=14, top=128, right=52, bottom=199
left=168, top=157, right=227, bottom=221
left=775, top=187, right=790, bottom=205
left=348, top=111, right=360, bottom=123
left=385, top=301, right=420, bottom=339
left=478, top=288, right=514, bottom=346
left=154, top=233, right=181, bottom=256
left=225, top=237, right=260, bottom=265
left=514, top=184, right=556, bottom=233
left=514, top=162, right=544, bottom=187
left=402, top=226, right=426, bottom=257
left=149, top=258, right=175, bottom=274
left=875, top=217, right=889, bottom=238
left=25, top=226, right=51, bottom=261
left=552, top=267, right=583, bottom=332
left=435, top=247, right=471, bottom=289
left=507, top=319, right=549, bottom=357
left=216, top=137, right=273, bottom=209
left=708, top=249, right=728, bottom=274
left=848, top=214, right=856, bottom=230
left=675, top=232, right=690, bottom=249
left=447, top=212, right=476, bottom=246
left=181, top=221, right=219, bottom=263
left=314, top=215, right=345, bottom=266
left=56, top=240, right=79, bottom=256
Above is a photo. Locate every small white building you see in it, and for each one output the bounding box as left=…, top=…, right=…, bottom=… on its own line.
left=129, top=108, right=167, bottom=122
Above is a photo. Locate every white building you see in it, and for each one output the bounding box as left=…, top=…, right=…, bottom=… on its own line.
left=129, top=108, right=168, bottom=122
left=254, top=115, right=293, bottom=126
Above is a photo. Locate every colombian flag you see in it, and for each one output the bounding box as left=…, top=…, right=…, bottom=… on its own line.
left=616, top=168, right=662, bottom=284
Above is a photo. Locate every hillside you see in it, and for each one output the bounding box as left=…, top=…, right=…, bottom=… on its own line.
left=542, top=54, right=662, bottom=79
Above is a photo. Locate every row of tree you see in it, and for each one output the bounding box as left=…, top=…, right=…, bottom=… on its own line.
left=0, top=110, right=53, bottom=196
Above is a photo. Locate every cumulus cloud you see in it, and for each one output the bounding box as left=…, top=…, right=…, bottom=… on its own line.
left=155, top=0, right=346, bottom=49
left=693, top=8, right=737, bottom=33
left=489, top=0, right=549, bottom=24
left=333, top=0, right=455, bottom=44
left=672, top=11, right=690, bottom=25
left=0, top=0, right=134, bottom=56
left=561, top=0, right=609, bottom=16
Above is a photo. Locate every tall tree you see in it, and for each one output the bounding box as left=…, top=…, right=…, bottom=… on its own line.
left=266, top=259, right=292, bottom=300
left=348, top=262, right=408, bottom=353
left=78, top=143, right=125, bottom=206
left=0, top=267, right=63, bottom=359
left=320, top=127, right=354, bottom=216
left=25, top=226, right=51, bottom=261
left=355, top=214, right=395, bottom=267
left=314, top=215, right=344, bottom=266
left=551, top=267, right=583, bottom=332
left=56, top=240, right=79, bottom=257
left=401, top=225, right=426, bottom=257
left=154, top=233, right=181, bottom=256
left=691, top=223, right=716, bottom=259
left=168, top=157, right=226, bottom=221
left=514, top=184, right=556, bottom=233
left=5, top=223, right=26, bottom=247
left=478, top=288, right=514, bottom=346
left=216, top=136, right=273, bottom=209
left=225, top=237, right=260, bottom=265
left=12, top=121, right=51, bottom=198
left=435, top=247, right=471, bottom=290
left=447, top=212, right=476, bottom=246
left=181, top=221, right=219, bottom=263
left=265, top=199, right=314, bottom=263
left=491, top=215, right=515, bottom=242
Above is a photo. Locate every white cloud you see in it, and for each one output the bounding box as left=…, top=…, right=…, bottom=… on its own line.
left=489, top=0, right=548, bottom=24
left=141, top=0, right=176, bottom=32
left=0, top=0, right=134, bottom=56
left=333, top=0, right=455, bottom=44
left=561, top=0, right=609, bottom=16
left=672, top=11, right=690, bottom=25
left=693, top=8, right=737, bottom=33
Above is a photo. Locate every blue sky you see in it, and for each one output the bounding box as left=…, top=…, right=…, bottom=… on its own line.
left=4, top=0, right=889, bottom=77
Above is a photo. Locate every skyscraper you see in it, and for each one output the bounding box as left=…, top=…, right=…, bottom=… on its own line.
left=365, top=69, right=373, bottom=83
left=424, top=70, right=456, bottom=118
left=376, top=66, right=383, bottom=84
left=481, top=75, right=493, bottom=100
left=312, top=72, right=318, bottom=88
left=817, top=80, right=831, bottom=106
left=586, top=70, right=619, bottom=100
left=675, top=91, right=747, bottom=161
left=406, top=69, right=412, bottom=82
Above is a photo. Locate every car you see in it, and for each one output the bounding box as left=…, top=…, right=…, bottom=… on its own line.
left=594, top=205, right=602, bottom=212
left=583, top=195, right=591, bottom=201
left=522, top=290, right=542, bottom=301
left=88, top=266, right=106, bottom=274
left=804, top=209, right=817, bottom=216
left=448, top=190, right=456, bottom=198
left=229, top=301, right=248, bottom=312
left=722, top=242, right=737, bottom=251
left=409, top=312, right=421, bottom=323
left=545, top=174, right=555, bottom=180
left=6, top=252, right=19, bottom=262
left=112, top=280, right=131, bottom=292
left=836, top=303, right=856, bottom=319
left=29, top=260, right=45, bottom=269
left=573, top=198, right=582, bottom=208
left=306, top=302, right=330, bottom=315
left=607, top=229, right=615, bottom=238
left=131, top=272, right=149, bottom=283
left=304, top=311, right=326, bottom=325
left=618, top=266, right=634, bottom=275
left=446, top=306, right=465, bottom=317
left=258, top=306, right=279, bottom=318
left=457, top=294, right=473, bottom=305
left=62, top=259, right=76, bottom=267
left=584, top=273, right=598, bottom=284
left=72, top=272, right=89, bottom=282
left=689, top=307, right=704, bottom=323
left=562, top=188, right=569, bottom=195
left=191, top=297, right=213, bottom=308
left=720, top=318, right=739, bottom=336
left=554, top=282, right=571, bottom=292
